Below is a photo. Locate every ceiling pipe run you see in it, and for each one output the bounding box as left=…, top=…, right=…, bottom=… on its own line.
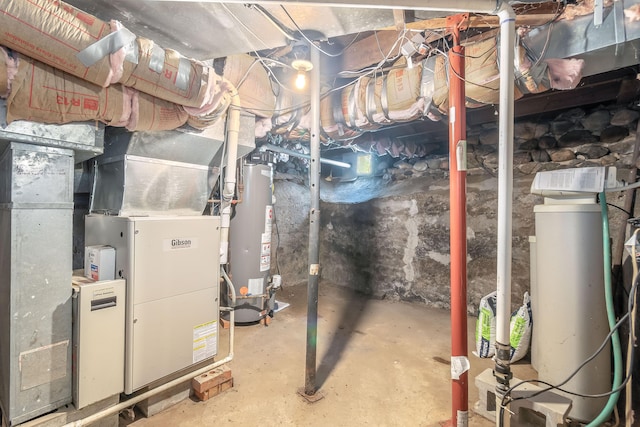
left=148, top=0, right=501, bottom=14
left=261, top=143, right=352, bottom=169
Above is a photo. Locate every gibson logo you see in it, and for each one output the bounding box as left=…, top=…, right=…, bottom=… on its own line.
left=163, top=237, right=197, bottom=251
left=171, top=238, right=192, bottom=248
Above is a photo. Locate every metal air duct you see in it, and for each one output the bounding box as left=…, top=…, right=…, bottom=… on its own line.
left=90, top=113, right=255, bottom=216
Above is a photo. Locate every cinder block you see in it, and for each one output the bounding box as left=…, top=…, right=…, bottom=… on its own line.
left=475, top=369, right=499, bottom=422
left=137, top=380, right=191, bottom=418
left=192, top=365, right=232, bottom=393
left=474, top=368, right=572, bottom=427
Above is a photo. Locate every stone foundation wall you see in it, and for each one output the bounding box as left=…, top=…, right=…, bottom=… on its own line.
left=271, top=103, right=637, bottom=313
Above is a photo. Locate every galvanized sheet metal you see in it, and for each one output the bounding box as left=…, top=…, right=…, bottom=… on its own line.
left=1, top=100, right=104, bottom=164
left=91, top=113, right=255, bottom=216
left=523, top=0, right=640, bottom=78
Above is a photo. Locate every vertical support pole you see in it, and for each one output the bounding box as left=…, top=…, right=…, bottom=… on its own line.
left=494, top=3, right=516, bottom=424
left=447, top=14, right=469, bottom=427
left=304, top=44, right=321, bottom=396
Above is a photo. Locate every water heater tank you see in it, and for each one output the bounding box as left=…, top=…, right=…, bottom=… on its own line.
left=228, top=162, right=273, bottom=323
left=533, top=200, right=610, bottom=422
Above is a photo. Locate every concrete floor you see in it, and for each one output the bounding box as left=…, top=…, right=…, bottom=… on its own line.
left=125, top=282, right=536, bottom=427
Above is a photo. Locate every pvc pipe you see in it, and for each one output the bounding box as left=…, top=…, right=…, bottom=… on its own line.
left=261, top=143, right=352, bottom=169
left=494, top=2, right=515, bottom=423
left=304, top=44, right=321, bottom=396
left=149, top=0, right=501, bottom=14
left=447, top=17, right=468, bottom=427
left=223, top=91, right=241, bottom=202
left=495, top=1, right=515, bottom=353
left=63, top=270, right=237, bottom=427
left=220, top=89, right=241, bottom=264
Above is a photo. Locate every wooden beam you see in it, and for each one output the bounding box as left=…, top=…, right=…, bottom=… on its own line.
left=380, top=2, right=563, bottom=30
left=340, top=1, right=562, bottom=72
left=340, top=30, right=404, bottom=72
left=393, top=13, right=560, bottom=31
left=393, top=9, right=406, bottom=31
left=340, top=29, right=444, bottom=72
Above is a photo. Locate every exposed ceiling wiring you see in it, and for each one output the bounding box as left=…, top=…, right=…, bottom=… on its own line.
left=280, top=5, right=362, bottom=57
left=335, top=29, right=410, bottom=78
left=220, top=3, right=272, bottom=51
left=246, top=4, right=297, bottom=42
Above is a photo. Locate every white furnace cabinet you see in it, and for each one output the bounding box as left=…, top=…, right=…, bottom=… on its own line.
left=85, top=215, right=221, bottom=394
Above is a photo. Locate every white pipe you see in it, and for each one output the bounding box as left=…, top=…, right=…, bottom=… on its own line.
left=223, top=90, right=241, bottom=202
left=147, top=0, right=500, bottom=14
left=495, top=2, right=515, bottom=424
left=221, top=267, right=237, bottom=359
left=262, top=143, right=352, bottom=169
left=63, top=271, right=237, bottom=427
left=220, top=88, right=241, bottom=264
left=495, top=1, right=515, bottom=351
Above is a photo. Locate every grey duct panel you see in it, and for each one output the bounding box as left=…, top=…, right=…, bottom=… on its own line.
left=0, top=143, right=74, bottom=209
left=523, top=0, right=640, bottom=78
left=92, top=154, right=219, bottom=216
left=91, top=114, right=255, bottom=216
left=0, top=144, right=74, bottom=426
left=0, top=100, right=104, bottom=164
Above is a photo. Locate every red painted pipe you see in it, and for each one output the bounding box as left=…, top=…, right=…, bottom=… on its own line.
left=448, top=20, right=468, bottom=427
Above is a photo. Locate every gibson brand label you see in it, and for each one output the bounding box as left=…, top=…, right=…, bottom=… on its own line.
left=163, top=237, right=198, bottom=251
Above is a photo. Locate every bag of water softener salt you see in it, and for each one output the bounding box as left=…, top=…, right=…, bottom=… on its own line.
left=509, top=292, right=532, bottom=362
left=474, top=291, right=497, bottom=358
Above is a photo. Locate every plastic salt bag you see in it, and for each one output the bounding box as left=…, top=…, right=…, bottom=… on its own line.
left=474, top=291, right=497, bottom=358
left=509, top=292, right=532, bottom=362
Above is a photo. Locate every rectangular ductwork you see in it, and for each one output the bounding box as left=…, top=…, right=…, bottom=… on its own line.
left=1, top=100, right=104, bottom=163
left=90, top=113, right=255, bottom=216
left=523, top=0, right=640, bottom=78
left=0, top=142, right=74, bottom=426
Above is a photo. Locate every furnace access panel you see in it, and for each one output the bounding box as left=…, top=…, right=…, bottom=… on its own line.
left=85, top=215, right=221, bottom=393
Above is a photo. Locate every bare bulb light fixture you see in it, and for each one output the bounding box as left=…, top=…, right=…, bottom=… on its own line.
left=292, top=59, right=313, bottom=90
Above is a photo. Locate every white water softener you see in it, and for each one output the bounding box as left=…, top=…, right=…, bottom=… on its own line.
left=530, top=167, right=612, bottom=422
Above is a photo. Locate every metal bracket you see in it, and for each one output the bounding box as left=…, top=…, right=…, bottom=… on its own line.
left=445, top=13, right=470, bottom=32
left=297, top=387, right=325, bottom=403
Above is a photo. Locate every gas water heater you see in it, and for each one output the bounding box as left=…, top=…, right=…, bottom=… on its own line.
left=228, top=160, right=274, bottom=323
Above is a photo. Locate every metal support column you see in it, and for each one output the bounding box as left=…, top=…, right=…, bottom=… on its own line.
left=303, top=44, right=322, bottom=398
left=447, top=14, right=469, bottom=427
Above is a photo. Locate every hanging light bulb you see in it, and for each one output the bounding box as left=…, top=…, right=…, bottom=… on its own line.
left=295, top=70, right=307, bottom=90
left=291, top=59, right=313, bottom=90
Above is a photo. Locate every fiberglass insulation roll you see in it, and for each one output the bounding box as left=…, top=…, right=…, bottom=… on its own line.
left=119, top=37, right=217, bottom=109
left=0, top=0, right=116, bottom=87
left=7, top=54, right=188, bottom=131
